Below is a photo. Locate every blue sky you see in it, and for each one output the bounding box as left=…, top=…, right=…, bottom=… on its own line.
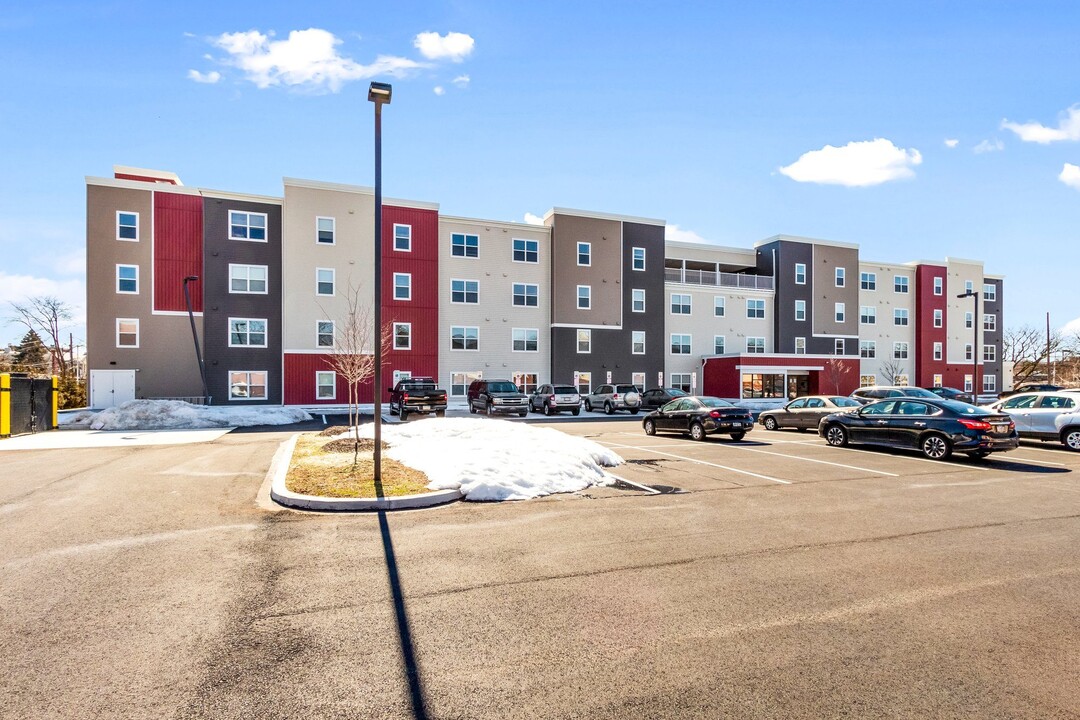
left=2, top=1, right=1079, bottom=349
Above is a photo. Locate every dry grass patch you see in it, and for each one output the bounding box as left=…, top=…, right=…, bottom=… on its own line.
left=286, top=432, right=432, bottom=498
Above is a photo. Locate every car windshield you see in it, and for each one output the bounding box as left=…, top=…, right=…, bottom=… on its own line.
left=898, top=387, right=939, bottom=398
left=939, top=399, right=989, bottom=415
left=830, top=397, right=861, bottom=407
left=553, top=386, right=577, bottom=394
left=667, top=389, right=689, bottom=397
left=489, top=382, right=518, bottom=393
left=699, top=397, right=734, bottom=408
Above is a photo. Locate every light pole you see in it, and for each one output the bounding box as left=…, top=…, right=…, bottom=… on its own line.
left=183, top=275, right=209, bottom=404
left=369, top=81, right=392, bottom=485
left=957, top=289, right=979, bottom=401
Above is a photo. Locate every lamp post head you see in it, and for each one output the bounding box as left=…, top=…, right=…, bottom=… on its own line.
left=184, top=275, right=199, bottom=283
left=368, top=81, right=392, bottom=104
left=957, top=290, right=976, bottom=299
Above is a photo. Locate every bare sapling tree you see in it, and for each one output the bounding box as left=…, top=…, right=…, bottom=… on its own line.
left=823, top=357, right=855, bottom=394
left=1004, top=324, right=1066, bottom=385
left=322, top=285, right=393, bottom=464
left=8, top=296, right=73, bottom=377
left=878, top=359, right=907, bottom=386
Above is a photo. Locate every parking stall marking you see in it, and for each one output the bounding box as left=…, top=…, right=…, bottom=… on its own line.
left=601, top=442, right=792, bottom=485
left=1002, top=455, right=1067, bottom=467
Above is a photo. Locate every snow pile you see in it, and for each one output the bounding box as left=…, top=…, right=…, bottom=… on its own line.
left=350, top=418, right=623, bottom=501
left=60, top=400, right=312, bottom=430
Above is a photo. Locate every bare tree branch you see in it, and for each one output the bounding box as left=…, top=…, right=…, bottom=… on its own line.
left=8, top=296, right=72, bottom=377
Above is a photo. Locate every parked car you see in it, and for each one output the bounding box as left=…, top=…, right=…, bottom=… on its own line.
left=387, top=377, right=447, bottom=420
left=1054, top=410, right=1080, bottom=451
left=758, top=395, right=861, bottom=432
left=985, top=391, right=1079, bottom=445
left=819, top=397, right=1018, bottom=460
left=923, top=386, right=974, bottom=404
left=639, top=387, right=690, bottom=410
left=528, top=384, right=581, bottom=416
left=642, top=396, right=754, bottom=441
left=850, top=386, right=942, bottom=404
left=467, top=379, right=529, bottom=417
left=997, top=383, right=1063, bottom=400
left=584, top=384, right=642, bottom=414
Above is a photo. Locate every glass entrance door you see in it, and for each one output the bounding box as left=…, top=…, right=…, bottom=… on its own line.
left=788, top=375, right=809, bottom=399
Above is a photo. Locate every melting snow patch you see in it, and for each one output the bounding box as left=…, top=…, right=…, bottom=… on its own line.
left=59, top=400, right=311, bottom=430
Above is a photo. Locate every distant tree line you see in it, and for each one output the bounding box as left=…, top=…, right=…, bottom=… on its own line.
left=4, top=296, right=86, bottom=409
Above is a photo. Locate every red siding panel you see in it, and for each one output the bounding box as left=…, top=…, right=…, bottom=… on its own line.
left=914, top=264, right=948, bottom=387
left=702, top=355, right=859, bottom=398
left=283, top=352, right=438, bottom=406
left=154, top=192, right=203, bottom=312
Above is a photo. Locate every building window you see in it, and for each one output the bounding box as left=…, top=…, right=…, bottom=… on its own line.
left=860, top=306, right=876, bottom=324
left=512, top=328, right=538, bottom=352
left=835, top=302, right=845, bottom=323
left=933, top=374, right=943, bottom=387
left=229, top=211, right=267, bottom=242
left=229, top=371, right=267, bottom=400
left=934, top=309, right=943, bottom=328
left=861, top=272, right=876, bottom=291
left=894, top=308, right=909, bottom=326
left=451, top=232, right=479, bottom=257
left=632, top=372, right=646, bottom=388
left=984, top=314, right=996, bottom=331
left=632, top=289, right=646, bottom=313
left=671, top=334, right=691, bottom=354
left=894, top=275, right=909, bottom=293
left=983, top=344, right=996, bottom=362
left=714, top=296, right=725, bottom=317
left=746, top=336, right=765, bottom=354
left=451, top=326, right=479, bottom=351
left=632, top=331, right=646, bottom=355
left=316, top=268, right=335, bottom=296
left=230, top=264, right=267, bottom=294
left=795, top=300, right=806, bottom=321
left=577, top=242, right=591, bottom=266
left=513, top=238, right=538, bottom=263
left=746, top=298, right=766, bottom=319
left=983, top=283, right=996, bottom=302
left=834, top=339, right=845, bottom=355
left=393, top=273, right=412, bottom=301
left=983, top=375, right=996, bottom=393
left=795, top=263, right=806, bottom=285
left=894, top=342, right=909, bottom=359
left=965, top=312, right=973, bottom=329
left=513, top=283, right=539, bottom=307
left=860, top=374, right=877, bottom=387
left=577, top=285, right=591, bottom=309
left=965, top=280, right=974, bottom=294
left=714, top=335, right=725, bottom=355
left=316, top=216, right=335, bottom=244
left=795, top=337, right=806, bottom=355
left=513, top=372, right=539, bottom=395
left=934, top=276, right=943, bottom=296
left=315, top=371, right=336, bottom=400
left=393, top=323, right=411, bottom=350
left=933, top=342, right=942, bottom=361
left=670, top=373, right=691, bottom=393
left=117, top=211, right=139, bottom=241
left=742, top=373, right=785, bottom=399
left=576, top=371, right=592, bottom=395
left=860, top=341, right=876, bottom=358
left=229, top=318, right=267, bottom=347
left=116, top=264, right=138, bottom=294
left=394, top=224, right=412, bottom=252
left=317, top=320, right=334, bottom=347
left=577, top=329, right=591, bottom=353
left=451, top=371, right=482, bottom=397
left=835, top=267, right=846, bottom=287
left=451, top=279, right=479, bottom=304
left=671, top=294, right=691, bottom=314
left=116, top=318, right=139, bottom=348
left=964, top=375, right=973, bottom=393
left=965, top=344, right=973, bottom=360
left=632, top=247, right=645, bottom=271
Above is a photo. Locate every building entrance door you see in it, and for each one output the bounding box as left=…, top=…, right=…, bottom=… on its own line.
left=90, top=370, right=136, bottom=409
left=788, top=375, right=809, bottom=399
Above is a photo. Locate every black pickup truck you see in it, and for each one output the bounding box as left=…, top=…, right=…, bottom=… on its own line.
left=388, top=377, right=448, bottom=420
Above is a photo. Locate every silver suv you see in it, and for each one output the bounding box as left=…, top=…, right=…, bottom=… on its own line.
left=584, top=384, right=641, bottom=415
left=987, top=391, right=1079, bottom=447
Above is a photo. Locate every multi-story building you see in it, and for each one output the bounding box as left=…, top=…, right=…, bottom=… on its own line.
left=85, top=167, right=1004, bottom=408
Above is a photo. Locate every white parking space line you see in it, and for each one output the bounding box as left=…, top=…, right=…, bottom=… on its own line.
left=1002, top=455, right=1067, bottom=467
left=603, top=443, right=791, bottom=484
left=604, top=472, right=661, bottom=494
left=717, top=444, right=901, bottom=477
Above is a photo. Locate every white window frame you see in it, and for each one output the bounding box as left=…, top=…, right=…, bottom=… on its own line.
left=746, top=298, right=765, bottom=319
left=795, top=337, right=806, bottom=355
left=965, top=312, right=973, bottom=329
left=229, top=264, right=268, bottom=295
left=934, top=276, right=943, bottom=296
left=984, top=314, right=996, bottom=331
left=860, top=374, right=877, bottom=387
left=577, top=285, right=591, bottom=309
left=894, top=342, right=909, bottom=359
left=894, top=308, right=909, bottom=326
left=116, top=264, right=139, bottom=294
left=632, top=331, right=646, bottom=355
left=860, top=341, right=876, bottom=358
left=983, top=284, right=996, bottom=302
left=317, top=320, right=335, bottom=348
left=394, top=224, right=412, bottom=252
left=671, top=334, right=692, bottom=355
left=632, top=289, right=646, bottom=313
left=228, top=318, right=268, bottom=348
left=316, top=216, right=335, bottom=245
left=513, top=282, right=539, bottom=307
left=983, top=374, right=997, bottom=393
left=933, top=309, right=943, bottom=328
left=116, top=318, right=139, bottom=348
left=835, top=267, right=846, bottom=287
left=316, top=267, right=335, bottom=296
left=116, top=211, right=139, bottom=241
left=894, top=275, right=909, bottom=293
left=228, top=370, right=268, bottom=401
left=933, top=342, right=942, bottom=361
left=512, top=238, right=538, bottom=263
left=860, top=306, right=876, bottom=324
left=835, top=302, right=845, bottom=323
left=451, top=371, right=482, bottom=397
left=746, top=336, right=765, bottom=354
left=965, top=280, right=974, bottom=294
left=229, top=210, right=268, bottom=243
left=577, top=329, right=591, bottom=354
left=393, top=273, right=412, bottom=301
left=965, top=343, right=973, bottom=361
left=713, top=296, right=725, bottom=317
left=512, top=328, right=539, bottom=353
left=393, top=322, right=412, bottom=350
left=450, top=278, right=480, bottom=304
left=671, top=294, right=692, bottom=315
left=714, top=335, right=725, bottom=355
left=577, top=242, right=591, bottom=267
left=835, top=339, right=845, bottom=355
left=632, top=247, right=645, bottom=271
left=861, top=272, right=876, bottom=291
left=795, top=300, right=806, bottom=322
left=450, top=326, right=479, bottom=351
left=795, top=263, right=806, bottom=285
left=670, top=373, right=692, bottom=393
left=983, top=344, right=996, bottom=362
left=451, top=232, right=479, bottom=258
left=316, top=371, right=336, bottom=400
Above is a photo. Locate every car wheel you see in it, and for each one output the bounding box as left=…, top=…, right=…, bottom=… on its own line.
left=572, top=408, right=580, bottom=416
left=690, top=422, right=706, bottom=441
left=469, top=402, right=477, bottom=414
left=518, top=411, right=527, bottom=418
left=921, top=434, right=952, bottom=460
left=435, top=410, right=445, bottom=418
left=730, top=432, right=746, bottom=441
left=585, top=400, right=593, bottom=412
left=824, top=424, right=848, bottom=447
left=605, top=402, right=614, bottom=415
left=400, top=409, right=409, bottom=422
left=1062, top=427, right=1080, bottom=451
left=389, top=403, right=398, bottom=416
left=763, top=416, right=778, bottom=431
left=544, top=403, right=552, bottom=416
left=644, top=419, right=656, bottom=435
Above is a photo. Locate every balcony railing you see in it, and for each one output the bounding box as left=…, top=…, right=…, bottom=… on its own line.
left=665, top=268, right=774, bottom=291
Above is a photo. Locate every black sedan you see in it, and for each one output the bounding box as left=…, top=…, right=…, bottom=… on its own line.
left=642, top=396, right=754, bottom=441
left=639, top=387, right=690, bottom=410
left=818, top=397, right=1018, bottom=460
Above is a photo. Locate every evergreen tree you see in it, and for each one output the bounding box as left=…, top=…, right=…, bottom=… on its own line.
left=13, top=330, right=49, bottom=373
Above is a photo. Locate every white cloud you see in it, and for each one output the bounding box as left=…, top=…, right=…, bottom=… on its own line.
left=0, top=272, right=86, bottom=346
left=433, top=85, right=445, bottom=96
left=413, top=31, right=475, bottom=62
left=779, top=138, right=922, bottom=187
left=1059, top=163, right=1080, bottom=190
left=187, top=69, right=221, bottom=84
left=665, top=224, right=708, bottom=244
left=944, top=138, right=959, bottom=148
left=452, top=74, right=470, bottom=88
left=1064, top=315, right=1080, bottom=335
left=523, top=213, right=545, bottom=226
left=973, top=138, right=1004, bottom=154
left=1002, top=105, right=1080, bottom=144
left=211, top=28, right=423, bottom=93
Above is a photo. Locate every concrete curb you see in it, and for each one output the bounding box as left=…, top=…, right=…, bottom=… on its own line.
left=267, top=433, right=464, bottom=512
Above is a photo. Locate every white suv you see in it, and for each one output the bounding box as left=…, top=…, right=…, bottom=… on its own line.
left=584, top=384, right=641, bottom=415
left=1056, top=411, right=1080, bottom=451
left=986, top=391, right=1079, bottom=448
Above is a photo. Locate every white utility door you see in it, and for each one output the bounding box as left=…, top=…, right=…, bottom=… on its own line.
left=89, top=370, right=136, bottom=409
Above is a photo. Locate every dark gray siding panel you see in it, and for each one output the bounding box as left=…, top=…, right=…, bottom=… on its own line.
left=983, top=277, right=1004, bottom=390
left=772, top=241, right=816, bottom=354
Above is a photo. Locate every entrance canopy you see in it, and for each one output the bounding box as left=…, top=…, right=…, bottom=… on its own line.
left=702, top=354, right=860, bottom=400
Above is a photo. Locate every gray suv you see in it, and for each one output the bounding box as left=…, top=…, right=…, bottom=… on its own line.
left=584, top=384, right=642, bottom=414
left=467, top=379, right=529, bottom=417
left=987, top=391, right=1078, bottom=445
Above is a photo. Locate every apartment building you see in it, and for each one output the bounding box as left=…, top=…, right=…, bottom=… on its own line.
left=85, top=167, right=1004, bottom=408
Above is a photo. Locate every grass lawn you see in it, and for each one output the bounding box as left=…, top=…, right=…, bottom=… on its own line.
left=285, top=431, right=433, bottom=498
